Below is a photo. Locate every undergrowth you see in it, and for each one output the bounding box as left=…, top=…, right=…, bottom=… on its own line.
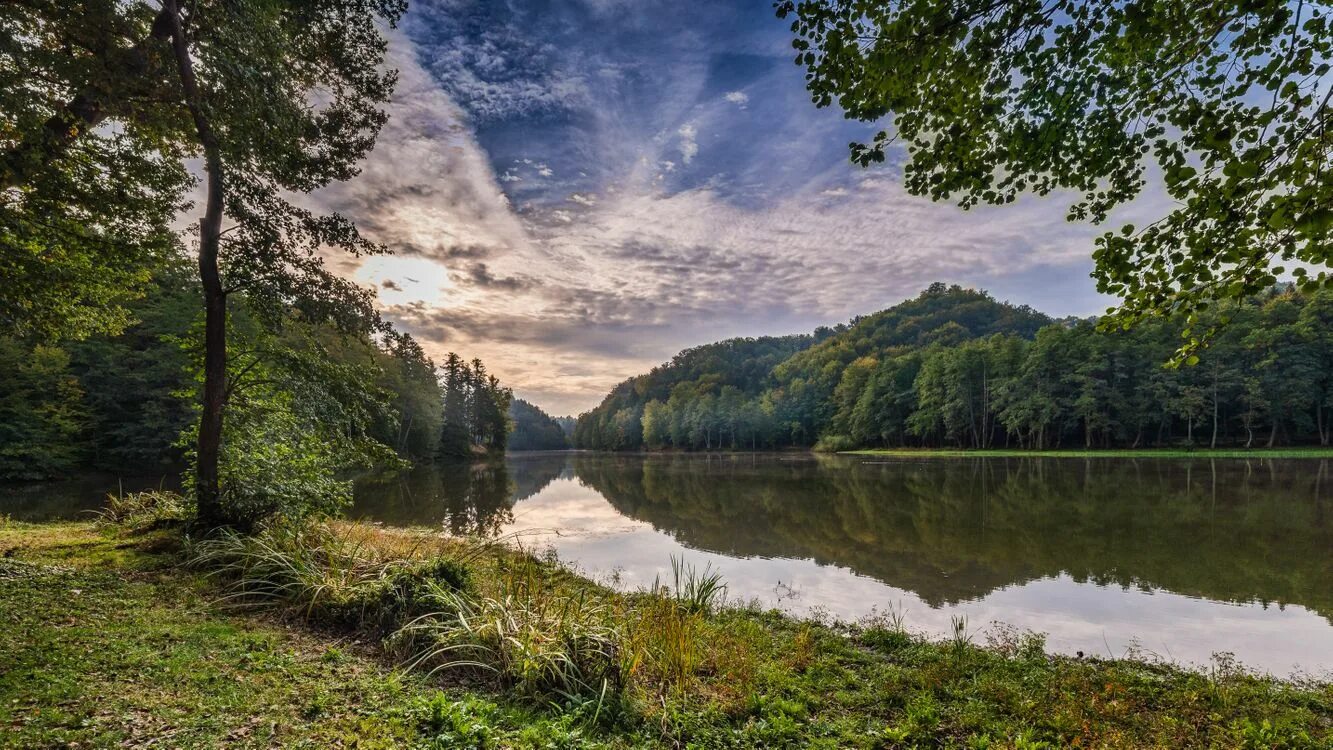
left=4, top=515, right=1330, bottom=749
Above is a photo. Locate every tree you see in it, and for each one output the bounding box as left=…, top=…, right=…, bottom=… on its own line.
left=159, top=0, right=403, bottom=525
left=4, top=1, right=406, bottom=526
left=641, top=400, right=671, bottom=449
left=777, top=0, right=1333, bottom=350
left=1, top=2, right=191, bottom=341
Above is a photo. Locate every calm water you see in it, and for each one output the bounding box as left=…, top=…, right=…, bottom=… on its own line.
left=351, top=453, right=1333, bottom=676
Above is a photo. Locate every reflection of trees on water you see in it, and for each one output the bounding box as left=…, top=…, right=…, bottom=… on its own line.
left=572, top=454, right=1333, bottom=621
left=351, top=454, right=569, bottom=536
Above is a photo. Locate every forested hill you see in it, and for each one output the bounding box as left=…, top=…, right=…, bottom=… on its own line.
left=573, top=283, right=1333, bottom=452
left=507, top=398, right=571, bottom=451
left=573, top=284, right=1049, bottom=450
left=571, top=332, right=818, bottom=450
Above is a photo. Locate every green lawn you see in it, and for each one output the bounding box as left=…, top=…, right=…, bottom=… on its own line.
left=1, top=519, right=1329, bottom=749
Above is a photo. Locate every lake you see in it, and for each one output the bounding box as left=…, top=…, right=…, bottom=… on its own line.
left=351, top=452, right=1333, bottom=677
left=7, top=453, right=1329, bottom=676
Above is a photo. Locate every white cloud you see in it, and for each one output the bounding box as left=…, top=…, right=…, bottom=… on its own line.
left=677, top=123, right=698, bottom=164
left=300, top=15, right=1126, bottom=416
left=724, top=90, right=749, bottom=108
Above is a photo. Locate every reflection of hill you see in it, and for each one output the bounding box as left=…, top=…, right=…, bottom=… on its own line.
left=352, top=455, right=568, bottom=535
left=572, top=455, right=1333, bottom=621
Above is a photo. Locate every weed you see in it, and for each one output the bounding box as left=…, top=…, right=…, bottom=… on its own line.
left=97, top=489, right=191, bottom=529
left=661, top=555, right=727, bottom=614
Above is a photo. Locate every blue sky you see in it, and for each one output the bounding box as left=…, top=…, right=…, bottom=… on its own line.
left=314, top=0, right=1128, bottom=415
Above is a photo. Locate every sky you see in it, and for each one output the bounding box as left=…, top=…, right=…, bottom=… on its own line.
left=311, top=0, right=1128, bottom=416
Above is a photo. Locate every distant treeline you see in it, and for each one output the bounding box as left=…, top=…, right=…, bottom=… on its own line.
left=0, top=263, right=525, bottom=480
left=574, top=283, right=1333, bottom=452
left=507, top=398, right=572, bottom=451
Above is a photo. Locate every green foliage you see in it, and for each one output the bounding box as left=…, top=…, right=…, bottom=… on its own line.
left=574, top=334, right=814, bottom=451
left=98, top=490, right=192, bottom=529
left=7, top=520, right=1332, bottom=748
left=0, top=0, right=191, bottom=340
left=66, top=261, right=198, bottom=471
left=508, top=398, right=571, bottom=451
left=779, top=0, right=1333, bottom=352
left=581, top=284, right=1333, bottom=451
left=0, top=337, right=85, bottom=479
left=439, top=353, right=512, bottom=459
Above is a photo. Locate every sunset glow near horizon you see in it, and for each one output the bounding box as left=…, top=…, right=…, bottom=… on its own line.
left=312, top=0, right=1134, bottom=416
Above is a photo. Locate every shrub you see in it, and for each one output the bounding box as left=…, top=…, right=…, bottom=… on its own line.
left=98, top=490, right=192, bottom=529
left=812, top=434, right=857, bottom=453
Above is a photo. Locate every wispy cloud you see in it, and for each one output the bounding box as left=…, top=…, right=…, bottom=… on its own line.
left=305, top=0, right=1136, bottom=415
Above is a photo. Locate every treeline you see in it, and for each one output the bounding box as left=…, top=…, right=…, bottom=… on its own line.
left=574, top=283, right=1333, bottom=451
left=0, top=263, right=518, bottom=482
left=437, top=354, right=512, bottom=459
left=507, top=398, right=571, bottom=451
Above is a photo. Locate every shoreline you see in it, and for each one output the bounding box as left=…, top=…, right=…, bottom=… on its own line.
left=2, top=517, right=1329, bottom=748
left=842, top=447, right=1333, bottom=459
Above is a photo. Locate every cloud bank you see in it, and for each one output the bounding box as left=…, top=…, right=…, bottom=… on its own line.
left=311, top=0, right=1126, bottom=415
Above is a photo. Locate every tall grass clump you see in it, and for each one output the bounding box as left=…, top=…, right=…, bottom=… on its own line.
left=97, top=489, right=191, bottom=529
left=185, top=522, right=470, bottom=629
left=391, top=553, right=620, bottom=701
left=662, top=555, right=727, bottom=614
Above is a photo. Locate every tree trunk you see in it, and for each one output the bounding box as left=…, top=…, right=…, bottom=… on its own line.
left=1267, top=420, right=1278, bottom=449
left=166, top=0, right=228, bottom=526
left=1210, top=377, right=1219, bottom=449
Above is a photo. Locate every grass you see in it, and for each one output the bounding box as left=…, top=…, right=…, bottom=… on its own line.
left=843, top=447, right=1333, bottom=459
left=2, top=516, right=1330, bottom=748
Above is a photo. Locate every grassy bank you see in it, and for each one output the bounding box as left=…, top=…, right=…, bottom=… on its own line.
left=2, top=517, right=1330, bottom=749
left=843, top=447, right=1333, bottom=459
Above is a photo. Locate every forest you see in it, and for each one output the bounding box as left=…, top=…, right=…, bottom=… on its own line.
left=506, top=398, right=573, bottom=451
left=0, top=260, right=523, bottom=492
left=574, top=283, right=1333, bottom=452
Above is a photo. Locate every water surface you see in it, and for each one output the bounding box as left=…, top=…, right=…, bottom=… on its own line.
left=351, top=452, right=1333, bottom=676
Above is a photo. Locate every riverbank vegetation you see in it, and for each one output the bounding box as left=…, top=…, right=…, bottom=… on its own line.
left=0, top=260, right=513, bottom=486
left=575, top=284, right=1333, bottom=453
left=3, top=513, right=1329, bottom=748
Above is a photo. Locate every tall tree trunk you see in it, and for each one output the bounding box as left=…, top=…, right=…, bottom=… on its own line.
left=1210, top=375, right=1220, bottom=449
left=166, top=0, right=228, bottom=526
left=1267, top=419, right=1278, bottom=449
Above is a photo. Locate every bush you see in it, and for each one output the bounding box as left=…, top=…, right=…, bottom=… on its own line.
left=185, top=522, right=470, bottom=630
left=99, top=490, right=192, bottom=529
left=812, top=434, right=857, bottom=453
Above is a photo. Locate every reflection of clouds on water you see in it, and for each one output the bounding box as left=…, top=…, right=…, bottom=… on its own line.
left=504, top=479, right=650, bottom=541
left=494, top=472, right=1333, bottom=678
left=352, top=454, right=1333, bottom=678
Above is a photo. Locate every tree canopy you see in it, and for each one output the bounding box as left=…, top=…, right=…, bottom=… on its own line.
left=575, top=283, right=1333, bottom=451
left=777, top=0, right=1333, bottom=350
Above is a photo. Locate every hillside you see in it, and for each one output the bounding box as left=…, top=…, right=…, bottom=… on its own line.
left=574, top=283, right=1333, bottom=452
left=507, top=398, right=571, bottom=451
left=572, top=333, right=817, bottom=450
left=574, top=284, right=1051, bottom=450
